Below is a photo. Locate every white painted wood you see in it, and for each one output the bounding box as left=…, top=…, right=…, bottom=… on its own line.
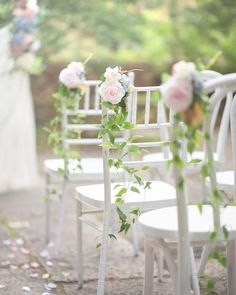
left=231, top=95, right=236, bottom=201
left=139, top=74, right=236, bottom=295
left=75, top=84, right=178, bottom=294
left=143, top=239, right=154, bottom=295
left=76, top=199, right=83, bottom=288
left=45, top=173, right=51, bottom=244
left=144, top=91, right=151, bottom=125
left=190, top=247, right=200, bottom=295
left=227, top=241, right=236, bottom=295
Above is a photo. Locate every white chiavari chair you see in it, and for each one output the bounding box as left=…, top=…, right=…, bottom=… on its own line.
left=75, top=85, right=179, bottom=294
left=44, top=75, right=133, bottom=256
left=139, top=73, right=236, bottom=295
left=143, top=70, right=232, bottom=177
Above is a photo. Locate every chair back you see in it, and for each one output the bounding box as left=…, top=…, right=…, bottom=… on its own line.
left=230, top=95, right=236, bottom=200
left=61, top=73, right=135, bottom=154
left=102, top=85, right=173, bottom=209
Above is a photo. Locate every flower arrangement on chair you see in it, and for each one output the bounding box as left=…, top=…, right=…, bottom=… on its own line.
left=161, top=60, right=228, bottom=292
left=11, top=0, right=42, bottom=74
left=45, top=61, right=86, bottom=185
left=98, top=66, right=152, bottom=236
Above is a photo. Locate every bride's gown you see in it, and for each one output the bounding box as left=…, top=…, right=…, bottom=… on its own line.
left=0, top=26, right=39, bottom=193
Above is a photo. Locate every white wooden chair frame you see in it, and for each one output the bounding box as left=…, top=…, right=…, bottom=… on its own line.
left=76, top=85, right=179, bottom=295
left=139, top=73, right=236, bottom=295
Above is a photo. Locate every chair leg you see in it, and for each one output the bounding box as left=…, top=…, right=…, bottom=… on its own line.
left=190, top=247, right=200, bottom=295
left=45, top=173, right=51, bottom=245
left=156, top=248, right=164, bottom=282
left=76, top=198, right=83, bottom=289
left=131, top=222, right=139, bottom=257
left=97, top=210, right=111, bottom=295
left=55, top=180, right=67, bottom=257
left=198, top=243, right=212, bottom=275
left=143, top=239, right=154, bottom=295
left=227, top=241, right=236, bottom=295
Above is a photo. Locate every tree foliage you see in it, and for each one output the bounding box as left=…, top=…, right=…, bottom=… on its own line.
left=1, top=0, right=236, bottom=72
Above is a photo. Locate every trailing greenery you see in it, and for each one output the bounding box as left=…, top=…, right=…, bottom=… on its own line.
left=98, top=100, right=151, bottom=237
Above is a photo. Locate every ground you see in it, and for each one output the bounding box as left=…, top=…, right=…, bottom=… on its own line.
left=0, top=151, right=231, bottom=295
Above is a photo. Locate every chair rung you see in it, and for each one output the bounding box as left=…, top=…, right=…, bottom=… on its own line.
left=66, top=124, right=100, bottom=131
left=82, top=209, right=104, bottom=214
left=122, top=160, right=167, bottom=167
left=78, top=216, right=102, bottom=232
left=126, top=141, right=171, bottom=148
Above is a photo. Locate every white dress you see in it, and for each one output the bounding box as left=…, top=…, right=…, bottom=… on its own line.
left=0, top=26, right=39, bottom=193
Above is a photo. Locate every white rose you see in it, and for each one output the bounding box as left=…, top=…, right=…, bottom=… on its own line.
left=59, top=67, right=81, bottom=89
left=104, top=66, right=121, bottom=83
left=68, top=61, right=85, bottom=74
left=99, top=81, right=125, bottom=104
left=172, top=61, right=196, bottom=80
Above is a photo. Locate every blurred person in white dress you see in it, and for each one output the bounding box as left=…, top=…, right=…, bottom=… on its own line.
left=0, top=0, right=40, bottom=193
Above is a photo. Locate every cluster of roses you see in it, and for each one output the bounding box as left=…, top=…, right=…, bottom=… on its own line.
left=162, top=61, right=203, bottom=114
left=98, top=66, right=134, bottom=105
left=59, top=61, right=86, bottom=89
left=11, top=0, right=40, bottom=58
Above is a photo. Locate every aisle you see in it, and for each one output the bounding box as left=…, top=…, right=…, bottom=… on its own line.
left=0, top=175, right=227, bottom=294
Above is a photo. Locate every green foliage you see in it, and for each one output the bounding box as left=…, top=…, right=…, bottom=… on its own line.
left=2, top=1, right=235, bottom=73
left=99, top=96, right=151, bottom=236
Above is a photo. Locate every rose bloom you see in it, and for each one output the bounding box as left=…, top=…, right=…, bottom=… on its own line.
left=99, top=81, right=125, bottom=104
left=104, top=66, right=121, bottom=83
left=172, top=60, right=196, bottom=80
left=59, top=68, right=81, bottom=89
left=68, top=61, right=85, bottom=75
left=162, top=77, right=193, bottom=113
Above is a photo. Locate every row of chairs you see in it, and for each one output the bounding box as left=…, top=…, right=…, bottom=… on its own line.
left=44, top=71, right=236, bottom=294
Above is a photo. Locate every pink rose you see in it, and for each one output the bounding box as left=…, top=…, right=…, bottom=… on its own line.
left=162, top=78, right=193, bottom=112
left=99, top=82, right=125, bottom=104
left=59, top=68, right=81, bottom=89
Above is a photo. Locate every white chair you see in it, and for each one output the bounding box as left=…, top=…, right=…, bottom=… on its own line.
left=143, top=70, right=232, bottom=175
left=139, top=73, right=236, bottom=295
left=44, top=78, right=133, bottom=256
left=75, top=86, right=178, bottom=294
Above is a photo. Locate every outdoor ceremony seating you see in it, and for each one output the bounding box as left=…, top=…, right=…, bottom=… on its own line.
left=44, top=77, right=136, bottom=256
left=75, top=85, right=178, bottom=294
left=139, top=73, right=236, bottom=295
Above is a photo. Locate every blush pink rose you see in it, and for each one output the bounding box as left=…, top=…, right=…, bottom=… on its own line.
left=162, top=78, right=193, bottom=112
left=99, top=82, right=125, bottom=104
left=59, top=68, right=80, bottom=89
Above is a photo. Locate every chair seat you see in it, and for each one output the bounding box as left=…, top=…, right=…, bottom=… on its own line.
left=143, top=151, right=218, bottom=173
left=76, top=181, right=176, bottom=209
left=44, top=158, right=122, bottom=181
left=139, top=205, right=236, bottom=242
left=215, top=170, right=234, bottom=192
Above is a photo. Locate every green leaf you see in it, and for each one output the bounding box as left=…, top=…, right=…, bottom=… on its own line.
left=206, top=278, right=215, bottom=291
left=123, top=122, right=135, bottom=129
left=96, top=243, right=102, bottom=249
left=115, top=187, right=127, bottom=197
left=108, top=159, right=114, bottom=168
left=117, top=207, right=127, bottom=222
left=130, top=209, right=142, bottom=216
left=108, top=234, right=117, bottom=240
left=188, top=159, right=202, bottom=164
left=144, top=181, right=152, bottom=190
left=130, top=186, right=140, bottom=194
left=209, top=231, right=217, bottom=241
left=115, top=197, right=124, bottom=205
left=222, top=225, right=229, bottom=240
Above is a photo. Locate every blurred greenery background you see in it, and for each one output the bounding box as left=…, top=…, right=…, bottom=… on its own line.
left=1, top=0, right=236, bottom=150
